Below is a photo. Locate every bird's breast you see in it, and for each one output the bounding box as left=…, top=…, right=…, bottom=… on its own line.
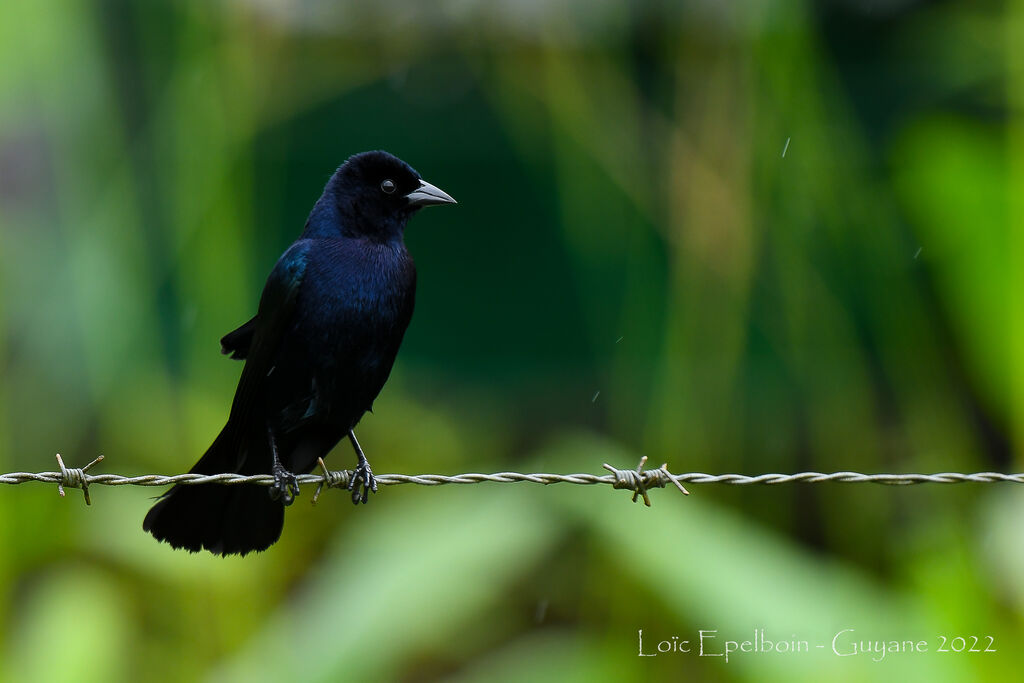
left=274, top=240, right=415, bottom=427
left=300, top=242, right=414, bottom=344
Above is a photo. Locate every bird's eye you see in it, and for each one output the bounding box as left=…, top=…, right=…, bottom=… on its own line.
left=380, top=179, right=396, bottom=194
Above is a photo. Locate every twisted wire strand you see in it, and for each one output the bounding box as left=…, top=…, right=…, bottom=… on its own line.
left=2, top=454, right=1023, bottom=506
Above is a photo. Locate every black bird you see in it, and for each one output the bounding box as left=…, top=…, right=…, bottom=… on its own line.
left=143, top=151, right=456, bottom=556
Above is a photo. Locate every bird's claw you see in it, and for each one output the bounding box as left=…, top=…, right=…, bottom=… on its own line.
left=347, top=460, right=377, bottom=505
left=269, top=465, right=300, bottom=505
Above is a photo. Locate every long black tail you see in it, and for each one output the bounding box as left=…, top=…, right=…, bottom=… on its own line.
left=143, top=426, right=284, bottom=556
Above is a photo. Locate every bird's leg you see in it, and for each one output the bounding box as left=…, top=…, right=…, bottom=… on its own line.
left=267, top=426, right=299, bottom=505
left=347, top=429, right=378, bottom=505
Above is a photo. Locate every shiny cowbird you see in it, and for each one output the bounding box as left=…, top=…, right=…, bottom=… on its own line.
left=143, top=151, right=456, bottom=556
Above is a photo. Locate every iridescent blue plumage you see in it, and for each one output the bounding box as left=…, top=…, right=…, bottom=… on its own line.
left=143, top=151, right=455, bottom=555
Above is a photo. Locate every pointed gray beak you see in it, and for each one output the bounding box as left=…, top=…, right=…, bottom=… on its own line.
left=405, top=179, right=456, bottom=207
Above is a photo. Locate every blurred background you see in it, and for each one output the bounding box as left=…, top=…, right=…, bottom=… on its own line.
left=0, top=0, right=1019, bottom=680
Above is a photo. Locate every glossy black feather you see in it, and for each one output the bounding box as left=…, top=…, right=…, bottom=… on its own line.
left=220, top=317, right=255, bottom=360
left=143, top=151, right=449, bottom=556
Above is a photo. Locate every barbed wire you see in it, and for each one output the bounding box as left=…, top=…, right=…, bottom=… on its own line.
left=2, top=454, right=1022, bottom=507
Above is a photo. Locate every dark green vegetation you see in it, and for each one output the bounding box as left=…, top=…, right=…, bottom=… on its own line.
left=0, top=1, right=1017, bottom=681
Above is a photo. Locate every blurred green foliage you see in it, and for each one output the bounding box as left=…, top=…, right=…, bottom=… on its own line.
left=0, top=0, right=1020, bottom=681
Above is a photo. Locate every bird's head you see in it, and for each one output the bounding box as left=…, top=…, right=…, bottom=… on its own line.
left=310, top=150, right=456, bottom=241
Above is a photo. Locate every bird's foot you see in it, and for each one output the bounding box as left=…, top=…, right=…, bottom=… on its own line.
left=347, top=459, right=377, bottom=505
left=269, top=463, right=300, bottom=505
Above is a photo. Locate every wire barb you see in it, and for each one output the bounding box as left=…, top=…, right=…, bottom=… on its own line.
left=603, top=456, right=689, bottom=506
left=54, top=453, right=104, bottom=505
left=312, top=457, right=351, bottom=505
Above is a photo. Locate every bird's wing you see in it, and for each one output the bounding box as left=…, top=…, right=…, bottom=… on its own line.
left=220, top=316, right=256, bottom=360
left=225, top=240, right=312, bottom=431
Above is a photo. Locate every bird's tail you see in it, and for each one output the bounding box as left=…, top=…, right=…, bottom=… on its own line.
left=142, top=426, right=284, bottom=556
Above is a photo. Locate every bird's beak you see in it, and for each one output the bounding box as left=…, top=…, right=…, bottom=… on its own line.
left=405, top=179, right=457, bottom=207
